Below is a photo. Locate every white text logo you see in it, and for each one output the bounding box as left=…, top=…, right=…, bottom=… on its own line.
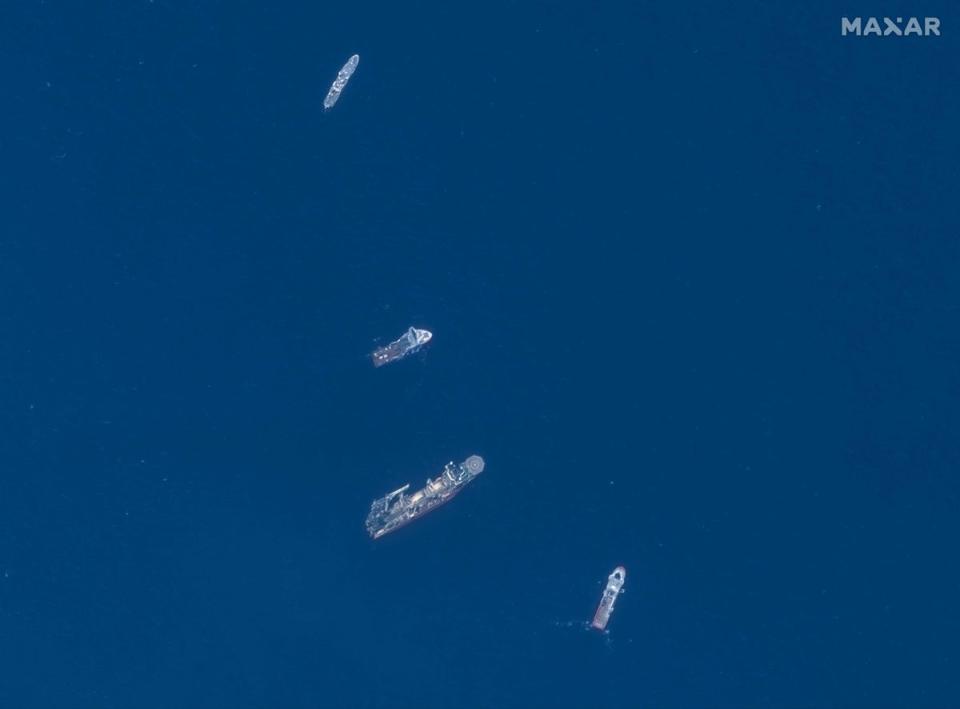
left=841, top=16, right=941, bottom=36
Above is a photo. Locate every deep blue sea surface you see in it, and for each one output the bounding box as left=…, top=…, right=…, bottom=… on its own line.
left=2, top=2, right=958, bottom=708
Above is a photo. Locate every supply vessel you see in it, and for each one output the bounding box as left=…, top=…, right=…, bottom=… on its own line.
left=371, top=327, right=432, bottom=367
left=591, top=566, right=626, bottom=631
left=365, top=455, right=485, bottom=539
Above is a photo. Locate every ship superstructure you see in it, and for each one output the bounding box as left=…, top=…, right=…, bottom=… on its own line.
left=365, top=455, right=485, bottom=539
left=371, top=327, right=432, bottom=368
left=591, top=566, right=626, bottom=631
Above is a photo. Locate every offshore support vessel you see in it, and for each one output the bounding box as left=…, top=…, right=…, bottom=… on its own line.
left=591, top=566, right=626, bottom=631
left=365, top=455, right=485, bottom=539
left=371, top=327, right=432, bottom=368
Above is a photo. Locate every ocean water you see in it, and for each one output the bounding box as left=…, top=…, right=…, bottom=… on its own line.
left=1, top=2, right=958, bottom=708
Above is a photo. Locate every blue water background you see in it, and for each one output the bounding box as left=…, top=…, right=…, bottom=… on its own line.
left=1, top=1, right=958, bottom=707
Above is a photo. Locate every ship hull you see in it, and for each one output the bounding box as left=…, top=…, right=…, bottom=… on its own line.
left=591, top=566, right=626, bottom=631
left=365, top=456, right=484, bottom=539
left=370, top=488, right=463, bottom=539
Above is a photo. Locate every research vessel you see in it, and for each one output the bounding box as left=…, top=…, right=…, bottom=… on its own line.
left=365, top=455, right=485, bottom=539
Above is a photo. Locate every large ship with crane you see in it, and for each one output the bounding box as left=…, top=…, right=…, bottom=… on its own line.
left=365, top=455, right=485, bottom=539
